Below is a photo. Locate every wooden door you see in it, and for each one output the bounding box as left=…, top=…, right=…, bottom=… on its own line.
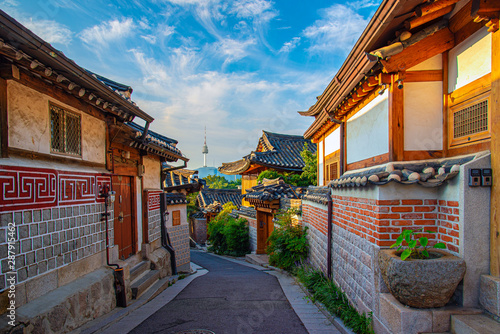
left=112, top=175, right=135, bottom=260
left=256, top=210, right=274, bottom=254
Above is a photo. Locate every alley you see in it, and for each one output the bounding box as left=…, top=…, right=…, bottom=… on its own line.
left=128, top=251, right=309, bottom=334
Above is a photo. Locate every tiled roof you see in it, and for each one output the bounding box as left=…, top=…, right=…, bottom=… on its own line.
left=86, top=70, right=132, bottom=94
left=126, top=122, right=184, bottom=161
left=219, top=131, right=316, bottom=175
left=330, top=153, right=485, bottom=189
left=302, top=186, right=330, bottom=205
left=164, top=192, right=188, bottom=205
left=197, top=188, right=243, bottom=212
left=231, top=206, right=257, bottom=219
left=244, top=178, right=300, bottom=202
left=163, top=169, right=203, bottom=192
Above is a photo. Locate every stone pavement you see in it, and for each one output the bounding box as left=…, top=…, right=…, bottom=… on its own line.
left=78, top=250, right=342, bottom=334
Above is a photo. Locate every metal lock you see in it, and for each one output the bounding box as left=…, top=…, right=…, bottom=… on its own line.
left=482, top=168, right=492, bottom=187
left=469, top=169, right=481, bottom=187
left=118, top=211, right=124, bottom=222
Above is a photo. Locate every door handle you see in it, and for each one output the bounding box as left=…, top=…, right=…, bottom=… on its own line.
left=118, top=211, right=124, bottom=222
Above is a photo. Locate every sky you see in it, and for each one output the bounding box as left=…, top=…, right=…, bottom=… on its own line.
left=1, top=0, right=381, bottom=169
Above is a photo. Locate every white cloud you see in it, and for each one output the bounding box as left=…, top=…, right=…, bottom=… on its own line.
left=23, top=18, right=73, bottom=45
left=212, top=38, right=256, bottom=64
left=279, top=37, right=300, bottom=53
left=303, top=4, right=369, bottom=55
left=230, top=0, right=277, bottom=22
left=141, top=35, right=157, bottom=44
left=80, top=18, right=135, bottom=47
left=348, top=0, right=381, bottom=10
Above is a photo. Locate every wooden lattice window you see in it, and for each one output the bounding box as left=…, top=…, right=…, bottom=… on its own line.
left=324, top=151, right=340, bottom=185
left=50, top=104, right=81, bottom=156
left=172, top=210, right=181, bottom=226
left=449, top=91, right=490, bottom=147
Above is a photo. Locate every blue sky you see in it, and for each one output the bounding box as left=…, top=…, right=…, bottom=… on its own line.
left=2, top=0, right=381, bottom=169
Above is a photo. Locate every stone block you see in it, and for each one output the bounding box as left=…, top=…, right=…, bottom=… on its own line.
left=18, top=225, right=29, bottom=239
left=15, top=282, right=27, bottom=307
left=33, top=210, right=41, bottom=222
left=14, top=212, right=22, bottom=225
left=432, top=307, right=482, bottom=332
left=480, top=274, right=500, bottom=317
left=51, top=208, right=59, bottom=220
left=0, top=213, right=12, bottom=227
left=25, top=251, right=35, bottom=265
left=33, top=236, right=42, bottom=250
left=38, top=222, right=47, bottom=235
left=23, top=211, right=32, bottom=224
left=379, top=293, right=432, bottom=334
left=42, top=209, right=51, bottom=221
left=30, top=223, right=38, bottom=237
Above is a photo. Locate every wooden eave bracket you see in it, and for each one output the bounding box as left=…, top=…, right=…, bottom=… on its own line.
left=472, top=0, right=500, bottom=32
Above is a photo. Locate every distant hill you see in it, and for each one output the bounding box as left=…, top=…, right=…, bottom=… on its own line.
left=195, top=166, right=241, bottom=182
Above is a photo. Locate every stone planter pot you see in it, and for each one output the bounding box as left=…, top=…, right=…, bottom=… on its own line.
left=379, top=249, right=466, bottom=308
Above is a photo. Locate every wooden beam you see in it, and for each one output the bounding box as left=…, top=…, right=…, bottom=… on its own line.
left=0, top=77, right=7, bottom=158
left=346, top=153, right=389, bottom=171
left=415, top=0, right=461, bottom=17
left=490, top=28, right=500, bottom=276
left=450, top=0, right=474, bottom=33
left=381, top=27, right=455, bottom=73
left=406, top=5, right=455, bottom=31
left=405, top=70, right=443, bottom=82
left=389, top=77, right=404, bottom=162
left=443, top=51, right=449, bottom=158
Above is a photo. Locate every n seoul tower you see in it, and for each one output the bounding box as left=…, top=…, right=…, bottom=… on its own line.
left=202, top=126, right=208, bottom=167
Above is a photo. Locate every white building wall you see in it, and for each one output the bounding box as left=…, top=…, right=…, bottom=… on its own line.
left=318, top=140, right=324, bottom=185
left=346, top=91, right=389, bottom=164
left=7, top=80, right=106, bottom=164
left=404, top=82, right=443, bottom=151
left=325, top=127, right=341, bottom=156
left=448, top=27, right=491, bottom=93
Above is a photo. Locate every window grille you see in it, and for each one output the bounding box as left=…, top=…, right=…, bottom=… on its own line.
left=453, top=100, right=488, bottom=139
left=50, top=104, right=81, bottom=156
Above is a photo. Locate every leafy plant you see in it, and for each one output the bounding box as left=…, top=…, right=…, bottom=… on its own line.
left=186, top=191, right=199, bottom=218
left=390, top=228, right=446, bottom=260
left=203, top=175, right=241, bottom=189
left=296, top=267, right=374, bottom=334
left=207, top=202, right=249, bottom=256
left=267, top=208, right=308, bottom=271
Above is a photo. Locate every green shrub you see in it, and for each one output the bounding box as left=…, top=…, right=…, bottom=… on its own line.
left=224, top=218, right=250, bottom=257
left=296, top=267, right=374, bottom=334
left=267, top=208, right=308, bottom=271
left=207, top=202, right=249, bottom=256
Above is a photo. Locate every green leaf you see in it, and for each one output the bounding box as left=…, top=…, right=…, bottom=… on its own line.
left=425, top=230, right=437, bottom=233
left=419, top=237, right=428, bottom=247
left=403, top=229, right=412, bottom=237
left=408, top=240, right=417, bottom=249
left=422, top=250, right=429, bottom=258
left=401, top=249, right=411, bottom=261
left=433, top=242, right=446, bottom=249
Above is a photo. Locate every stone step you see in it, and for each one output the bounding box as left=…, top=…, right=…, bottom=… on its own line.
left=130, top=260, right=150, bottom=282
left=451, top=314, right=500, bottom=334
left=131, top=269, right=160, bottom=300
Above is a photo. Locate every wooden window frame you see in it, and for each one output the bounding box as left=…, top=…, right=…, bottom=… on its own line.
left=324, top=151, right=340, bottom=184
left=447, top=74, right=491, bottom=149
left=49, top=103, right=82, bottom=157
left=172, top=210, right=181, bottom=226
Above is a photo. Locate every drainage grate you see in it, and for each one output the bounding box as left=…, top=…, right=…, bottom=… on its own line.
left=174, top=330, right=215, bottom=334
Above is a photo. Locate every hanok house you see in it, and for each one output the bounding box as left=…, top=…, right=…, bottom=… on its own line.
left=300, top=0, right=500, bottom=333
left=242, top=178, right=303, bottom=254
left=196, top=188, right=243, bottom=222
left=218, top=131, right=316, bottom=206
left=163, top=169, right=203, bottom=269
left=0, top=11, right=188, bottom=332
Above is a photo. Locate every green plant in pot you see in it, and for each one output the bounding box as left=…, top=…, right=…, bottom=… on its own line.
left=379, top=228, right=466, bottom=308
left=390, top=229, right=446, bottom=260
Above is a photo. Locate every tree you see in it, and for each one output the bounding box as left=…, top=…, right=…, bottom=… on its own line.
left=256, top=143, right=317, bottom=187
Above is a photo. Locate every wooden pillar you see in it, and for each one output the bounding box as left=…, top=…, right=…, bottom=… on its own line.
left=442, top=51, right=449, bottom=156
left=490, top=29, right=500, bottom=276
left=322, top=136, right=326, bottom=185
left=0, top=78, right=7, bottom=158
left=388, top=76, right=405, bottom=161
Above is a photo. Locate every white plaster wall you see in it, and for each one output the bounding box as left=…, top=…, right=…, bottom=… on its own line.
left=346, top=91, right=389, bottom=164
left=408, top=54, right=442, bottom=71
left=448, top=27, right=491, bottom=93
left=404, top=82, right=443, bottom=151
left=7, top=80, right=106, bottom=164
left=325, top=127, right=341, bottom=156
left=165, top=204, right=188, bottom=227
left=142, top=156, right=161, bottom=189
left=318, top=140, right=324, bottom=185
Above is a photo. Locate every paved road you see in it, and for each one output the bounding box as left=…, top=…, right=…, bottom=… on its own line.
left=129, top=251, right=308, bottom=334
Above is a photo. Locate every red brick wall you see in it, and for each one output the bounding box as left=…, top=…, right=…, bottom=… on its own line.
left=305, top=196, right=460, bottom=254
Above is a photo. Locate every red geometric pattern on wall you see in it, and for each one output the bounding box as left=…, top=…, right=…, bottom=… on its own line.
left=147, top=190, right=162, bottom=211
left=0, top=165, right=111, bottom=212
